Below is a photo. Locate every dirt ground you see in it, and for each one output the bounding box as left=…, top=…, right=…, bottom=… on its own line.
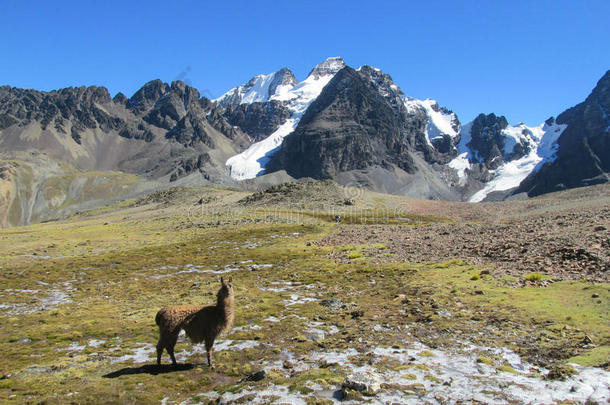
left=319, top=184, right=610, bottom=283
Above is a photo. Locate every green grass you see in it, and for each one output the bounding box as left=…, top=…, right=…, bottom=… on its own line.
left=524, top=272, right=543, bottom=282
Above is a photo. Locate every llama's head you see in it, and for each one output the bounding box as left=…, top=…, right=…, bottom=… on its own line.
left=218, top=276, right=234, bottom=301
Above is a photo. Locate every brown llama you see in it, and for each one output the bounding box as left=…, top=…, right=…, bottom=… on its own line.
left=155, top=276, right=234, bottom=367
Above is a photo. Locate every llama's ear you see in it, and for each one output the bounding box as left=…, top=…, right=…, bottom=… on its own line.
left=220, top=276, right=225, bottom=285
left=228, top=276, right=233, bottom=283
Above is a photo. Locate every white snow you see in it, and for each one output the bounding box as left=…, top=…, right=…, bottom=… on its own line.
left=239, top=73, right=294, bottom=104
left=182, top=340, right=610, bottom=405
left=88, top=339, right=106, bottom=348
left=468, top=148, right=543, bottom=202
left=225, top=57, right=346, bottom=180
left=534, top=121, right=568, bottom=169
left=282, top=293, right=317, bottom=306
left=111, top=343, right=156, bottom=364
left=215, top=70, right=296, bottom=108
left=448, top=122, right=474, bottom=185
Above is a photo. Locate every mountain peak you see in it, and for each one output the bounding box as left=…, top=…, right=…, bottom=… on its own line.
left=307, top=56, right=346, bottom=79
left=215, top=68, right=298, bottom=109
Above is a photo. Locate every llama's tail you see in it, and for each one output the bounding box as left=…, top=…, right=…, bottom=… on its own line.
left=155, top=309, right=163, bottom=327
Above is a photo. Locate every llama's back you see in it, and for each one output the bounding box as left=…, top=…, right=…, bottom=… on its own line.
left=156, top=305, right=205, bottom=333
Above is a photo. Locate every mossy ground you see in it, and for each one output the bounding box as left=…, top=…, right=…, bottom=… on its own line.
left=0, top=186, right=607, bottom=403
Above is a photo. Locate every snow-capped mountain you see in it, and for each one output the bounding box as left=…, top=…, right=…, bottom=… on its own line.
left=215, top=59, right=609, bottom=201
left=451, top=118, right=567, bottom=202
left=224, top=57, right=347, bottom=180
left=215, top=68, right=298, bottom=110
left=215, top=56, right=590, bottom=201
left=222, top=58, right=463, bottom=185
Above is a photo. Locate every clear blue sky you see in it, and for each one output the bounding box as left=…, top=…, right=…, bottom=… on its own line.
left=1, top=0, right=608, bottom=126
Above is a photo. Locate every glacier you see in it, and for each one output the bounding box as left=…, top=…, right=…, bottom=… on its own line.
left=460, top=121, right=567, bottom=202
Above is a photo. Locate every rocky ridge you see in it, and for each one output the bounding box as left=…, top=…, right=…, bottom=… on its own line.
left=516, top=70, right=610, bottom=196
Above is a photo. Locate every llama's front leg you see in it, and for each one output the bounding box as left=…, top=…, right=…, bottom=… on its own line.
left=205, top=339, right=215, bottom=368
left=206, top=348, right=213, bottom=368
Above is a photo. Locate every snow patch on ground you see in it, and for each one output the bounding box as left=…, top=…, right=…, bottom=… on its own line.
left=0, top=282, right=73, bottom=315
left=111, top=344, right=156, bottom=364
left=148, top=263, right=246, bottom=279
left=111, top=339, right=260, bottom=365
left=282, top=293, right=317, bottom=307
left=185, top=340, right=610, bottom=404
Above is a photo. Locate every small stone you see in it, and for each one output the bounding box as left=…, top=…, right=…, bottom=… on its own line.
left=320, top=298, right=343, bottom=310
left=591, top=293, right=600, bottom=298
left=435, top=309, right=452, bottom=318
left=239, top=370, right=266, bottom=383
left=343, top=371, right=382, bottom=394
left=474, top=290, right=485, bottom=295
left=304, top=328, right=325, bottom=342
left=282, top=360, right=294, bottom=369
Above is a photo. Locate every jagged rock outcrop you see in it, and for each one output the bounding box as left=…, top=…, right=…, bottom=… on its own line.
left=223, top=100, right=292, bottom=141
left=0, top=79, right=247, bottom=174
left=516, top=70, right=610, bottom=196
left=467, top=113, right=509, bottom=169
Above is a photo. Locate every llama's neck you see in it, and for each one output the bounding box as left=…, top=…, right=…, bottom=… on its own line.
left=217, top=295, right=234, bottom=326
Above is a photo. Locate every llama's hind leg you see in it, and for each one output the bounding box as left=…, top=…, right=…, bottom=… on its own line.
left=166, top=330, right=180, bottom=365
left=156, top=338, right=164, bottom=365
